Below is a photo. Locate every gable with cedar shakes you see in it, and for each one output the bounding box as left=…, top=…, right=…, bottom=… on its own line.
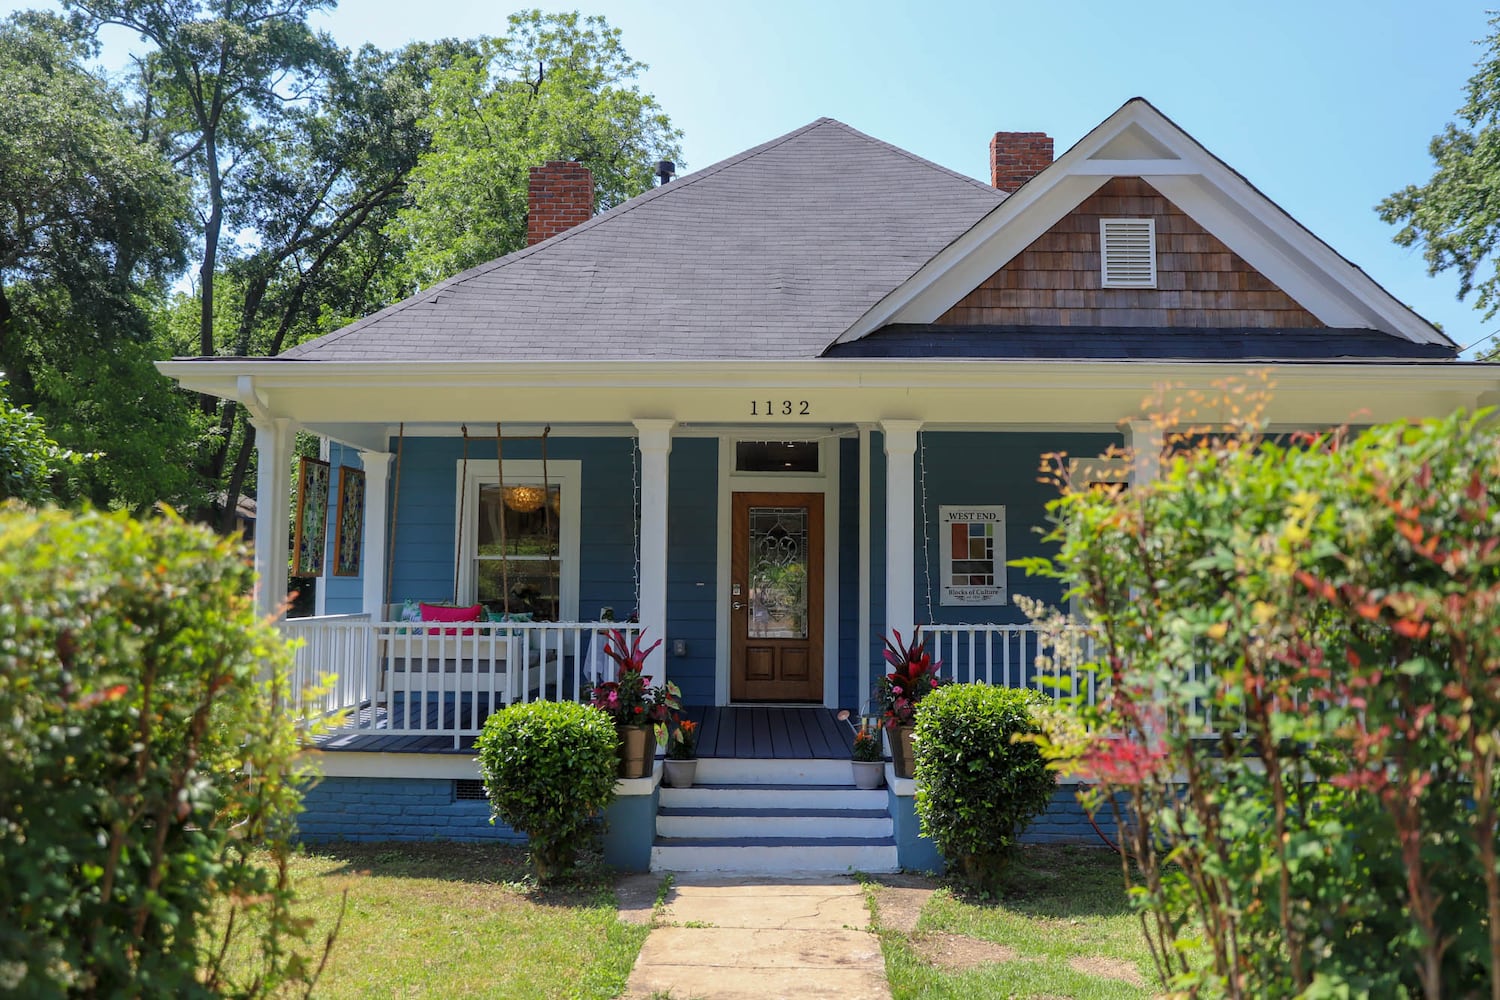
left=937, top=177, right=1322, bottom=329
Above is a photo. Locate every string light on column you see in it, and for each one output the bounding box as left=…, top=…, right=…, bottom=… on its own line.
left=919, top=427, right=935, bottom=626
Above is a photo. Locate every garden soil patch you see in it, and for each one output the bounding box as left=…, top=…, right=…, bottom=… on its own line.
left=911, top=932, right=1022, bottom=970
left=1069, top=954, right=1146, bottom=986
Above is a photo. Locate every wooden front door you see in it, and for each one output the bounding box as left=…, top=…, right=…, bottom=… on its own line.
left=730, top=492, right=824, bottom=702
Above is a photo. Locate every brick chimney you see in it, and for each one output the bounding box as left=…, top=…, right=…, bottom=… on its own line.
left=527, top=161, right=594, bottom=246
left=989, top=132, right=1053, bottom=193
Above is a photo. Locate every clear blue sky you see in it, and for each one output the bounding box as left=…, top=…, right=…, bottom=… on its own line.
left=17, top=0, right=1498, bottom=354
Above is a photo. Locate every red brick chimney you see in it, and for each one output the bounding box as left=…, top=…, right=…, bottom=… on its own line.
left=527, top=161, right=594, bottom=246
left=989, top=132, right=1053, bottom=193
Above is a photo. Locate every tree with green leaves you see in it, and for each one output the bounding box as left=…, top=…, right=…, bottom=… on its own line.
left=1379, top=13, right=1500, bottom=358
left=394, top=9, right=683, bottom=286
left=0, top=377, right=83, bottom=506
left=0, top=11, right=196, bottom=511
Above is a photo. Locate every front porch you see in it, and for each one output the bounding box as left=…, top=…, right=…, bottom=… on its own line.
left=286, top=612, right=1097, bottom=752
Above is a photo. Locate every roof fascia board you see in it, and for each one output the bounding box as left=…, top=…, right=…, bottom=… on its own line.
left=1147, top=175, right=1372, bottom=328
left=158, top=358, right=1499, bottom=395
left=1147, top=176, right=1448, bottom=346
left=835, top=99, right=1450, bottom=348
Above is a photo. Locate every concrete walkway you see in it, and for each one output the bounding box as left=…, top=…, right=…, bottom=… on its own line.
left=620, top=873, right=890, bottom=1000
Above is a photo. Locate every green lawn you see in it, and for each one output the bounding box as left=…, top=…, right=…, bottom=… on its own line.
left=269, top=843, right=651, bottom=999
left=874, top=845, right=1161, bottom=1000
left=244, top=841, right=1154, bottom=999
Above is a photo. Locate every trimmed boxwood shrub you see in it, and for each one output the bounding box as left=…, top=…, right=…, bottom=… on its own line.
left=914, top=683, right=1055, bottom=892
left=0, top=507, right=320, bottom=997
left=476, top=701, right=620, bottom=880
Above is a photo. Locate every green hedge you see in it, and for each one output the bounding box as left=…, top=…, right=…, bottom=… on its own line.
left=914, top=683, right=1055, bottom=892
left=0, top=508, right=318, bottom=997
left=476, top=701, right=620, bottom=880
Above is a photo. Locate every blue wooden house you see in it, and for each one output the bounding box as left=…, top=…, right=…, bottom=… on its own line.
left=161, top=98, right=1497, bottom=872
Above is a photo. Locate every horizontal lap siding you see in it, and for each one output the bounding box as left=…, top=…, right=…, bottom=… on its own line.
left=839, top=437, right=861, bottom=709
left=913, top=431, right=1121, bottom=626
left=387, top=436, right=636, bottom=617
left=667, top=438, right=718, bottom=706
left=938, top=177, right=1323, bottom=329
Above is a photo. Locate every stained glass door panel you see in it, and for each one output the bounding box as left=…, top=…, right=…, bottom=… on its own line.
left=731, top=492, right=823, bottom=702
left=748, top=507, right=809, bottom=640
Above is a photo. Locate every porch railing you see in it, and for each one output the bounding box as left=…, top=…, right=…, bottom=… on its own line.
left=281, top=616, right=639, bottom=748
left=922, top=624, right=1102, bottom=708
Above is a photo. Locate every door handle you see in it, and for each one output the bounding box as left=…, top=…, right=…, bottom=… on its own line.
left=732, top=601, right=744, bottom=611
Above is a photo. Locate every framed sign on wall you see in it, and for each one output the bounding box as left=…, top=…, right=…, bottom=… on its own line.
left=939, top=505, right=1007, bottom=606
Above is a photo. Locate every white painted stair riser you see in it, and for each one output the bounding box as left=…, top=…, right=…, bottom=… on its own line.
left=656, top=813, right=893, bottom=839
left=650, top=843, right=900, bottom=874
left=690, top=758, right=855, bottom=785
left=658, top=786, right=886, bottom=810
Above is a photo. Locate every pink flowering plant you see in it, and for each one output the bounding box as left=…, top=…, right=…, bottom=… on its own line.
left=875, top=627, right=944, bottom=729
left=586, top=629, right=680, bottom=729
left=1016, top=381, right=1500, bottom=998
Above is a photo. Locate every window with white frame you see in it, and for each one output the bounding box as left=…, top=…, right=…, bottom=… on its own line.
left=1100, top=218, right=1157, bottom=288
left=456, top=460, right=581, bottom=620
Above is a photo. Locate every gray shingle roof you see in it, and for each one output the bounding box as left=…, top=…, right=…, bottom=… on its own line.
left=282, top=118, right=1005, bottom=362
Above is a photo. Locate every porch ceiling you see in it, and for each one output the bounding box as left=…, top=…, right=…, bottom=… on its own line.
left=158, top=358, right=1500, bottom=447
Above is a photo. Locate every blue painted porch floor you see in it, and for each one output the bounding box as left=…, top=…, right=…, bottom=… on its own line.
left=312, top=703, right=856, bottom=759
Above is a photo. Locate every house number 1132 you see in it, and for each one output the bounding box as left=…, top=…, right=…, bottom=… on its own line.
left=750, top=400, right=811, bottom=416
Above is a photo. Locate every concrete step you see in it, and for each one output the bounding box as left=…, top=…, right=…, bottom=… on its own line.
left=650, top=836, right=900, bottom=874
left=690, top=757, right=857, bottom=786
left=656, top=806, right=893, bottom=840
left=659, top=783, right=887, bottom=810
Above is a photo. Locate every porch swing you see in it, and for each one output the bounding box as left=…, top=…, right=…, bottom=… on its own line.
left=383, top=421, right=558, bottom=623
left=373, top=421, right=560, bottom=713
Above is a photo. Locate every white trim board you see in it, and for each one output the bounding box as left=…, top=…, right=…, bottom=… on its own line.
left=834, top=98, right=1452, bottom=349
left=714, top=436, right=841, bottom=707
left=452, top=459, right=582, bottom=619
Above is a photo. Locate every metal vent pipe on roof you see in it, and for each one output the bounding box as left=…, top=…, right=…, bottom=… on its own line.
left=656, top=160, right=676, bottom=185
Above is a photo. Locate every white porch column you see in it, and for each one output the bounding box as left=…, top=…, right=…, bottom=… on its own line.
left=857, top=424, right=873, bottom=711
left=634, top=419, right=674, bottom=681
left=360, top=451, right=392, bottom=619
left=1124, top=419, right=1164, bottom=488
left=252, top=417, right=296, bottom=621
left=881, top=420, right=922, bottom=646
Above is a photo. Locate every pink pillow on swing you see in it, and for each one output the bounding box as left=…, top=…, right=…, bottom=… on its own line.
left=419, top=602, right=483, bottom=636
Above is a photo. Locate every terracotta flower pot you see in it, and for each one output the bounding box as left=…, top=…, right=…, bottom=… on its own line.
left=617, top=724, right=657, bottom=779
left=889, top=725, right=917, bottom=780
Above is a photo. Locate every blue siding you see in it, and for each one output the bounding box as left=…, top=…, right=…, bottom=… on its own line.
left=385, top=436, right=637, bottom=619
left=666, top=438, right=718, bottom=706
left=321, top=443, right=365, bottom=615
left=913, top=431, right=1121, bottom=626
left=830, top=433, right=887, bottom=712
left=837, top=437, right=860, bottom=709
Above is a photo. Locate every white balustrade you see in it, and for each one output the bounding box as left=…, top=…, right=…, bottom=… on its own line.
left=920, top=624, right=1101, bottom=707
left=279, top=616, right=639, bottom=749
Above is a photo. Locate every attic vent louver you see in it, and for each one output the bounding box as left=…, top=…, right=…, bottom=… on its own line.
left=1100, top=218, right=1156, bottom=288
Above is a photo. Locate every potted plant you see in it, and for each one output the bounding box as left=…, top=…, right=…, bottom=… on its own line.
left=585, top=629, right=680, bottom=778
left=875, top=627, right=944, bottom=779
left=838, top=711, right=885, bottom=789
left=663, top=719, right=699, bottom=787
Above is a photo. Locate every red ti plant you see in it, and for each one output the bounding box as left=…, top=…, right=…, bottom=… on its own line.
left=585, top=629, right=680, bottom=729
left=876, top=628, right=943, bottom=729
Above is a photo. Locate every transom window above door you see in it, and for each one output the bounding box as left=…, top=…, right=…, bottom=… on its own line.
left=735, top=441, right=819, bottom=473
